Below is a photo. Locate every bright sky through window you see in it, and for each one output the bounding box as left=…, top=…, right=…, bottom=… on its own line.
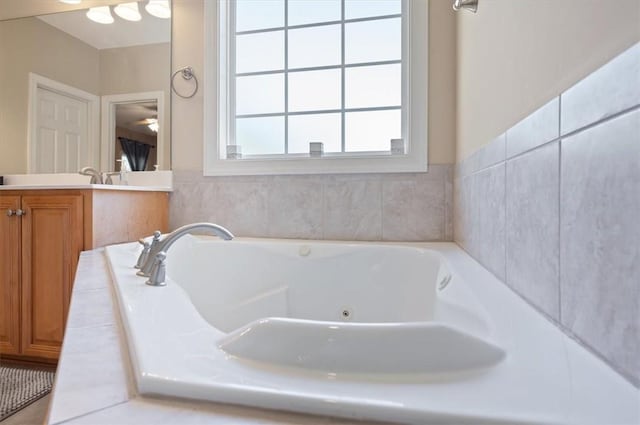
left=232, top=0, right=403, bottom=156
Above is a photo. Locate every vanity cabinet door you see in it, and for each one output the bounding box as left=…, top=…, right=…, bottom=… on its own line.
left=20, top=194, right=83, bottom=359
left=0, top=195, right=21, bottom=355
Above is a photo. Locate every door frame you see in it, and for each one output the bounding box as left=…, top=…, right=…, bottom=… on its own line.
left=100, top=91, right=165, bottom=172
left=27, top=73, right=100, bottom=173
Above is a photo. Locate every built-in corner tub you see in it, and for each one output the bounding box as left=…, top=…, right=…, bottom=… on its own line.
left=105, top=237, right=639, bottom=425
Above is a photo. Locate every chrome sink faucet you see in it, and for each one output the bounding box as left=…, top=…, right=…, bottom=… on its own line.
left=78, top=166, right=103, bottom=184
left=137, top=223, right=234, bottom=286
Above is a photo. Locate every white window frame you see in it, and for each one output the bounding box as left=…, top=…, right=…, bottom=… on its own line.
left=203, top=0, right=427, bottom=176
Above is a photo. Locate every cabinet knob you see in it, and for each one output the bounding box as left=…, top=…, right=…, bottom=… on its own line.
left=6, top=209, right=15, bottom=216
left=16, top=209, right=26, bottom=217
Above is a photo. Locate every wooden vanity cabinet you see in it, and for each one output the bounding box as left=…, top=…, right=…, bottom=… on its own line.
left=0, top=195, right=21, bottom=356
left=0, top=188, right=168, bottom=364
left=21, top=194, right=84, bottom=360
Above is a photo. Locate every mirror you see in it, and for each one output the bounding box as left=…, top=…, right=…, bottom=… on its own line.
left=0, top=0, right=171, bottom=175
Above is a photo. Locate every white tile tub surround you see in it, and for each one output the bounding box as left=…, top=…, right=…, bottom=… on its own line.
left=454, top=42, right=640, bottom=386
left=48, top=243, right=639, bottom=424
left=506, top=142, right=560, bottom=321
left=560, top=109, right=640, bottom=387
left=170, top=165, right=454, bottom=242
left=467, top=164, right=507, bottom=281
left=324, top=176, right=382, bottom=241
left=561, top=42, right=640, bottom=135
left=458, top=133, right=506, bottom=177
left=473, top=133, right=506, bottom=172
left=506, top=98, right=560, bottom=159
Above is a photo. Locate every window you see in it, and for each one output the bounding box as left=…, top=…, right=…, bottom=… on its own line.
left=204, top=0, right=427, bottom=175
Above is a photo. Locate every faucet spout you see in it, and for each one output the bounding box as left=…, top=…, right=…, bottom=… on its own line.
left=79, top=166, right=104, bottom=184
left=138, top=222, right=234, bottom=282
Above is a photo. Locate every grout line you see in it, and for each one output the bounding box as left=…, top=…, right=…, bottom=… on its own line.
left=441, top=174, right=446, bottom=241
left=503, top=131, right=508, bottom=285
left=557, top=95, right=563, bottom=323
left=559, top=103, right=640, bottom=139
left=506, top=136, right=561, bottom=163
left=55, top=400, right=130, bottom=425
left=503, top=153, right=508, bottom=288
left=380, top=176, right=385, bottom=241
left=321, top=176, right=326, bottom=240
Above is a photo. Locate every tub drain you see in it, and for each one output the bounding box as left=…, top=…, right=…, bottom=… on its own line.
left=340, top=307, right=353, bottom=321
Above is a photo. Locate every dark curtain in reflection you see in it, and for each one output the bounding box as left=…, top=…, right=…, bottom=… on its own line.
left=119, top=137, right=150, bottom=171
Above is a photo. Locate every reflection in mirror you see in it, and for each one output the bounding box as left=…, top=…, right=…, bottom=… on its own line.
left=115, top=102, right=158, bottom=172
left=0, top=1, right=171, bottom=175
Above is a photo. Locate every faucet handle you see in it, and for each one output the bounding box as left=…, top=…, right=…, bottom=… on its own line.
left=135, top=239, right=151, bottom=269
left=137, top=231, right=164, bottom=276
left=149, top=230, right=162, bottom=248
left=104, top=172, right=120, bottom=185
left=145, top=251, right=167, bottom=286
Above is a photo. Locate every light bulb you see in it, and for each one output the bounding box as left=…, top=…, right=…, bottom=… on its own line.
left=145, top=0, right=171, bottom=19
left=147, top=119, right=159, bottom=133
left=114, top=2, right=142, bottom=21
left=86, top=6, right=114, bottom=24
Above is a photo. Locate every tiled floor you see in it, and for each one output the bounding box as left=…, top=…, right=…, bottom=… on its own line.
left=2, top=395, right=50, bottom=425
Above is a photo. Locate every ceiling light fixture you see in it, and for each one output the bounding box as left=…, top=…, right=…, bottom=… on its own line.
left=114, top=2, right=142, bottom=21
left=86, top=6, right=114, bottom=24
left=145, top=0, right=171, bottom=19
left=147, top=118, right=159, bottom=133
left=58, top=0, right=82, bottom=4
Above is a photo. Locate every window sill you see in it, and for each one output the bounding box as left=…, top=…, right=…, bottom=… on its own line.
left=203, top=152, right=428, bottom=176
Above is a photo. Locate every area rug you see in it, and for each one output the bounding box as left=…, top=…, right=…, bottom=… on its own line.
left=0, top=366, right=54, bottom=421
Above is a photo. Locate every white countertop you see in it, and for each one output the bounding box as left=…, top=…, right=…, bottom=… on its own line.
left=0, top=171, right=173, bottom=192
left=0, top=184, right=172, bottom=192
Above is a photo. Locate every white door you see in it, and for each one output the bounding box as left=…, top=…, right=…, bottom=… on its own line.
left=33, top=87, right=90, bottom=173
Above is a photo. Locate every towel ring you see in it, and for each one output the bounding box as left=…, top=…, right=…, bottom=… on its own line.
left=171, top=66, right=198, bottom=99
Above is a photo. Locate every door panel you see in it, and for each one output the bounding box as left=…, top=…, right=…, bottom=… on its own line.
left=21, top=195, right=83, bottom=359
left=0, top=196, right=21, bottom=355
left=35, top=87, right=89, bottom=173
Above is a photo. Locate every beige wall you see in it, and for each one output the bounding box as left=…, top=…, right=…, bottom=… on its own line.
left=0, top=17, right=100, bottom=174
left=456, top=0, right=640, bottom=162
left=171, top=0, right=457, bottom=171
left=170, top=0, right=206, bottom=171
left=101, top=43, right=171, bottom=169
left=100, top=44, right=171, bottom=96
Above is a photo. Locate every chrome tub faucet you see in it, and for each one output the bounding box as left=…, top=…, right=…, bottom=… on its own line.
left=136, top=223, right=234, bottom=286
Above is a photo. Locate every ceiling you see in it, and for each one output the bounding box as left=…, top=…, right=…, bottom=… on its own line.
left=37, top=3, right=170, bottom=50
left=0, top=0, right=127, bottom=21
left=116, top=102, right=158, bottom=137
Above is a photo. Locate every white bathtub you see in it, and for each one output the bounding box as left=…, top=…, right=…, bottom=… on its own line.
left=105, top=236, right=639, bottom=425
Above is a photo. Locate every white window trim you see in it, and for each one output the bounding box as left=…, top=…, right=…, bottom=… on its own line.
left=100, top=91, right=165, bottom=172
left=203, top=0, right=427, bottom=176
